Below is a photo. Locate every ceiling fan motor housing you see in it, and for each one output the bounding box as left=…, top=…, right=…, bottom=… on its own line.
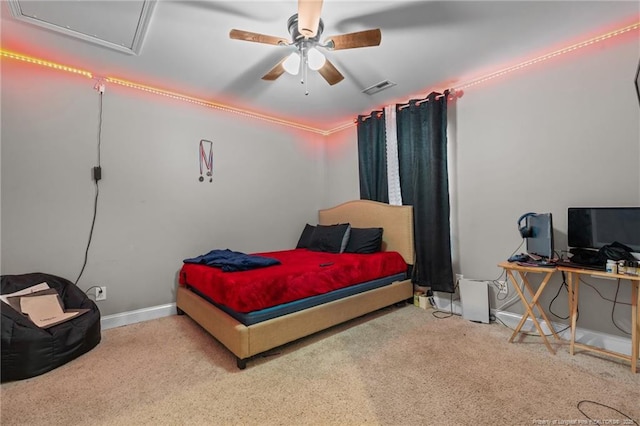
left=229, top=4, right=380, bottom=87
left=287, top=14, right=324, bottom=43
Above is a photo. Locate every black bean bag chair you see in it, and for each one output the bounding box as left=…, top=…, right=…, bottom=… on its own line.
left=1, top=273, right=101, bottom=382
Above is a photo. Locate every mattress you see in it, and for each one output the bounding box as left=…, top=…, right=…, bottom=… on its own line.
left=190, top=272, right=407, bottom=325
left=179, top=248, right=408, bottom=313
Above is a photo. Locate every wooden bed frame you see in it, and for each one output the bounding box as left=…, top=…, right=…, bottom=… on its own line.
left=176, top=200, right=415, bottom=369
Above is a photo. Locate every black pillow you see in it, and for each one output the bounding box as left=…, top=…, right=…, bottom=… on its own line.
left=345, top=227, right=383, bottom=254
left=296, top=224, right=316, bottom=249
left=308, top=224, right=351, bottom=254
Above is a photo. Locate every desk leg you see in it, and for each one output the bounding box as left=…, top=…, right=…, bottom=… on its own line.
left=525, top=272, right=561, bottom=340
left=566, top=270, right=573, bottom=334
left=632, top=281, right=638, bottom=373
left=506, top=270, right=530, bottom=343
left=517, top=272, right=556, bottom=354
left=570, top=274, right=579, bottom=356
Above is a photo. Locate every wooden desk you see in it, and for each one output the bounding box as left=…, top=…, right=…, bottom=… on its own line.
left=498, top=261, right=563, bottom=354
left=557, top=266, right=639, bottom=373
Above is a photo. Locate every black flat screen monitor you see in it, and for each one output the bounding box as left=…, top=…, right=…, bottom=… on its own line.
left=568, top=207, right=640, bottom=252
left=526, top=213, right=554, bottom=260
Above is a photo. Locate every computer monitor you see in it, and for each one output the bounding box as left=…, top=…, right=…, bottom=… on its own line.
left=525, top=213, right=554, bottom=260
left=568, top=207, right=640, bottom=253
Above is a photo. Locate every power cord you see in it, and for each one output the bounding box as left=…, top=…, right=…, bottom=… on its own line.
left=492, top=247, right=633, bottom=337
left=548, top=271, right=569, bottom=320
left=611, top=280, right=630, bottom=335
left=556, top=251, right=632, bottom=334
left=492, top=314, right=572, bottom=337
left=473, top=240, right=526, bottom=302
left=491, top=239, right=527, bottom=300
left=83, top=285, right=103, bottom=299
left=579, top=277, right=632, bottom=306
left=75, top=84, right=104, bottom=285
left=491, top=274, right=509, bottom=301
left=578, top=277, right=631, bottom=335
left=577, top=400, right=638, bottom=425
left=491, top=270, right=577, bottom=337
left=509, top=239, right=525, bottom=260
left=431, top=281, right=460, bottom=319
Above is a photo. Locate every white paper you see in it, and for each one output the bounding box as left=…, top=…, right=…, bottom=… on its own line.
left=0, top=282, right=50, bottom=305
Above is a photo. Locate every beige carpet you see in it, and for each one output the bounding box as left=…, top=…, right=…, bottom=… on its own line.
left=1, top=305, right=638, bottom=425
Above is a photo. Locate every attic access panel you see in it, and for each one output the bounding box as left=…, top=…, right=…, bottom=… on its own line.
left=7, top=0, right=155, bottom=55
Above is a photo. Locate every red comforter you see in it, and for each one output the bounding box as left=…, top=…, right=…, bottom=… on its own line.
left=179, top=248, right=407, bottom=313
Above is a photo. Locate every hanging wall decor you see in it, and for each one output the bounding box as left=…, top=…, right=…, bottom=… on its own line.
left=198, top=139, right=213, bottom=183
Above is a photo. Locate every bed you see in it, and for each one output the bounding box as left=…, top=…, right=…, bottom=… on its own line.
left=176, top=199, right=414, bottom=369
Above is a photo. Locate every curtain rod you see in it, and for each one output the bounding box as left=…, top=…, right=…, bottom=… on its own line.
left=358, top=90, right=446, bottom=122
left=357, top=110, right=383, bottom=122
left=357, top=88, right=463, bottom=121
left=396, top=88, right=462, bottom=110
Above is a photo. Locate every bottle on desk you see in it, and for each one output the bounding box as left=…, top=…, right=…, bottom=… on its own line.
left=619, top=260, right=639, bottom=276
left=606, top=259, right=617, bottom=274
left=618, top=260, right=626, bottom=275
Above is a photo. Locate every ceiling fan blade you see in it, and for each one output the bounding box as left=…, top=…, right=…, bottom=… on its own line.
left=325, top=29, right=382, bottom=50
left=262, top=56, right=287, bottom=81
left=229, top=29, right=288, bottom=46
left=317, top=59, right=344, bottom=86
left=298, top=0, right=323, bottom=38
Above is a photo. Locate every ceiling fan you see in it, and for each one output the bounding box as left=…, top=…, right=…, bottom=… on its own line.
left=229, top=0, right=382, bottom=94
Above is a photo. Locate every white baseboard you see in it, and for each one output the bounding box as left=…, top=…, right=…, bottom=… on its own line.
left=101, top=300, right=633, bottom=357
left=431, top=292, right=632, bottom=357
left=101, top=303, right=177, bottom=330
left=492, top=310, right=632, bottom=357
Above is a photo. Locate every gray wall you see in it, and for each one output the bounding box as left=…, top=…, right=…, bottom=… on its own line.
left=326, top=36, right=640, bottom=337
left=2, top=34, right=638, bottom=337
left=323, top=127, right=359, bottom=208
left=1, top=60, right=326, bottom=315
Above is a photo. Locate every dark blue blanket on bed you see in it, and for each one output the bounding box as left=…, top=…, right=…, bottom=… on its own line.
left=183, top=249, right=280, bottom=272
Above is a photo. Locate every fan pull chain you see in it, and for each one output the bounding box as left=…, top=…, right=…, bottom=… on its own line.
left=301, top=45, right=309, bottom=96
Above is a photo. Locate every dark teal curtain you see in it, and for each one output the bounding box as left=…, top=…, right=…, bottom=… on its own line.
left=356, top=111, right=389, bottom=203
left=396, top=92, right=454, bottom=293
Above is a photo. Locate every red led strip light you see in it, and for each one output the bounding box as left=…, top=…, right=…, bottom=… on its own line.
left=0, top=49, right=93, bottom=78
left=2, top=21, right=638, bottom=135
left=454, top=22, right=639, bottom=91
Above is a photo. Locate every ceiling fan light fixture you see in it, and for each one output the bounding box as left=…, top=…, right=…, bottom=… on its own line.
left=283, top=52, right=301, bottom=75
left=307, top=47, right=326, bottom=71
left=229, top=0, right=379, bottom=88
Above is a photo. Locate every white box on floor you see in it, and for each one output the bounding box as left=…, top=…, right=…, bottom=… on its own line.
left=459, top=279, right=489, bottom=324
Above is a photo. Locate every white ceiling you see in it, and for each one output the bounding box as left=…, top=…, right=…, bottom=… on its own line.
left=1, top=1, right=638, bottom=131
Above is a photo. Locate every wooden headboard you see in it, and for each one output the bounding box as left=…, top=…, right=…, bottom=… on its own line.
left=318, top=200, right=414, bottom=265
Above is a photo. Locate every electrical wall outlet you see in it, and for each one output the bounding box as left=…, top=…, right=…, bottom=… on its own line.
left=497, top=280, right=508, bottom=295
left=95, top=286, right=107, bottom=301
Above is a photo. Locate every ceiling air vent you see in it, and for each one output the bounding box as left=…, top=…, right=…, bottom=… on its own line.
left=362, top=80, right=396, bottom=96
